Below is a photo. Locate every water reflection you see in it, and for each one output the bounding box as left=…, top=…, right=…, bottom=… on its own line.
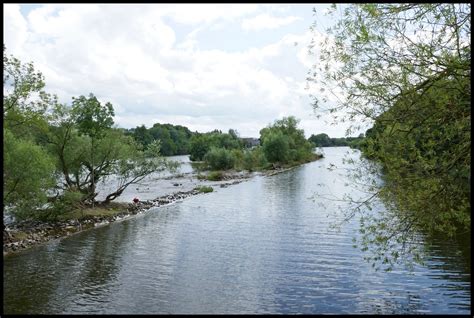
left=3, top=148, right=470, bottom=314
left=4, top=220, right=135, bottom=313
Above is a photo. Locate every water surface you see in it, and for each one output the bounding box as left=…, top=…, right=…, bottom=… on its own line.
left=3, top=147, right=470, bottom=314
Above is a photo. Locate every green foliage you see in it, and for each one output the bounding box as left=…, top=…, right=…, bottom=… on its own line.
left=189, top=134, right=211, bottom=161
left=47, top=189, right=85, bottom=221
left=262, top=131, right=290, bottom=163
left=309, top=4, right=471, bottom=269
left=196, top=173, right=207, bottom=180
left=3, top=129, right=56, bottom=220
left=71, top=94, right=114, bottom=139
left=242, top=150, right=256, bottom=171
left=230, top=149, right=244, bottom=170
left=203, top=147, right=236, bottom=170
left=206, top=171, right=224, bottom=181
left=3, top=47, right=54, bottom=136
left=362, top=76, right=470, bottom=238
left=3, top=49, right=175, bottom=222
left=260, top=116, right=314, bottom=164
left=308, top=133, right=365, bottom=148
left=69, top=93, right=115, bottom=202
left=195, top=185, right=214, bottom=193
left=127, top=122, right=193, bottom=156
left=132, top=124, right=153, bottom=148
left=144, top=139, right=162, bottom=158
left=251, top=147, right=270, bottom=169
left=309, top=3, right=470, bottom=130
left=189, top=129, right=242, bottom=161
left=308, top=133, right=332, bottom=147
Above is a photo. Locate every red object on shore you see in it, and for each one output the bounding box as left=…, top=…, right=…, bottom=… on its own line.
left=133, top=197, right=139, bottom=203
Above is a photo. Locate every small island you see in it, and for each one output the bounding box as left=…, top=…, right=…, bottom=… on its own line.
left=4, top=91, right=323, bottom=255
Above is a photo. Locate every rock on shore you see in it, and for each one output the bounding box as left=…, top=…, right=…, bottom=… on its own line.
left=3, top=179, right=244, bottom=255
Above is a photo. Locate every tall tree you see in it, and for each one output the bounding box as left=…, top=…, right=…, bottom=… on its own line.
left=71, top=94, right=114, bottom=205
left=3, top=48, right=56, bottom=220
left=308, top=4, right=470, bottom=268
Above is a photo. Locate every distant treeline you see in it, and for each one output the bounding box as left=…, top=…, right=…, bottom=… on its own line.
left=308, top=133, right=364, bottom=148
left=124, top=124, right=254, bottom=157
left=126, top=124, right=366, bottom=156
left=125, top=117, right=320, bottom=173
left=124, top=123, right=193, bottom=156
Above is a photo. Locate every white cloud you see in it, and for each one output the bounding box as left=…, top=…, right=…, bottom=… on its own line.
left=242, top=13, right=302, bottom=31
left=3, top=4, right=29, bottom=54
left=3, top=4, right=354, bottom=138
left=165, top=4, right=259, bottom=25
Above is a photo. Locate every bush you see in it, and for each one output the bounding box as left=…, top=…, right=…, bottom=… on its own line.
left=207, top=170, right=224, bottom=181
left=189, top=134, right=211, bottom=161
left=196, top=173, right=207, bottom=180
left=230, top=149, right=244, bottom=170
left=4, top=130, right=57, bottom=220
left=240, top=147, right=268, bottom=171
left=40, top=189, right=85, bottom=221
left=195, top=185, right=213, bottom=193
left=242, top=150, right=255, bottom=171
left=262, top=131, right=290, bottom=163
left=203, top=147, right=236, bottom=170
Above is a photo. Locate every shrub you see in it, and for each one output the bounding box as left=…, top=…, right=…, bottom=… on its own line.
left=42, top=189, right=85, bottom=221
left=230, top=149, right=244, bottom=170
left=196, top=173, right=207, bottom=180
left=189, top=135, right=210, bottom=161
left=262, top=131, right=290, bottom=163
left=195, top=185, right=213, bottom=193
left=203, top=146, right=236, bottom=170
left=242, top=150, right=255, bottom=171
left=207, top=170, right=224, bottom=181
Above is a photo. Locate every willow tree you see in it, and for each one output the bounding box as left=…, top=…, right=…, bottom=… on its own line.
left=3, top=48, right=177, bottom=221
left=45, top=101, right=177, bottom=208
left=71, top=94, right=114, bottom=206
left=308, top=4, right=470, bottom=269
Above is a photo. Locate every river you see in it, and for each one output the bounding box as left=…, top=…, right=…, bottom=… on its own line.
left=2, top=147, right=470, bottom=314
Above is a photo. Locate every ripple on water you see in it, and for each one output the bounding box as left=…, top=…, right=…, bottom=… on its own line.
left=3, top=148, right=470, bottom=314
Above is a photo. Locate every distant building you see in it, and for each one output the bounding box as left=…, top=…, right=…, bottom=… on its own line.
left=241, top=137, right=260, bottom=148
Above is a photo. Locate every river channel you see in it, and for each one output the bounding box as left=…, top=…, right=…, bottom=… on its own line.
left=2, top=147, right=470, bottom=314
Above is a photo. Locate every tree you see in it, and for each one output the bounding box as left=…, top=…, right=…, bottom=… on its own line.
left=3, top=48, right=57, bottom=220
left=308, top=133, right=332, bottom=147
left=261, top=131, right=290, bottom=163
left=71, top=94, right=114, bottom=205
left=44, top=105, right=176, bottom=207
left=228, top=128, right=239, bottom=139
left=4, top=129, right=56, bottom=220
left=129, top=122, right=194, bottom=156
left=103, top=139, right=177, bottom=203
left=3, top=50, right=177, bottom=221
left=308, top=4, right=470, bottom=269
left=133, top=124, right=153, bottom=148
left=189, top=133, right=211, bottom=161
left=309, top=4, right=470, bottom=130
left=260, top=116, right=314, bottom=164
left=189, top=130, right=242, bottom=161
left=3, top=46, right=54, bottom=136
left=203, top=146, right=236, bottom=170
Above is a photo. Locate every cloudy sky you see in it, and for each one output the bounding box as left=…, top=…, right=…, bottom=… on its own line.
left=4, top=3, right=360, bottom=138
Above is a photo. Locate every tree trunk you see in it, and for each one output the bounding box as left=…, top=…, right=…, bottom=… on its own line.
left=91, top=138, right=95, bottom=208
left=103, top=188, right=124, bottom=204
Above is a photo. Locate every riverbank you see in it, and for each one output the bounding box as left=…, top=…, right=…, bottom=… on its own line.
left=3, top=157, right=321, bottom=256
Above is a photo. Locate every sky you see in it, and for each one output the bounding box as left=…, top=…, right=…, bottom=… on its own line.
left=4, top=3, right=363, bottom=138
